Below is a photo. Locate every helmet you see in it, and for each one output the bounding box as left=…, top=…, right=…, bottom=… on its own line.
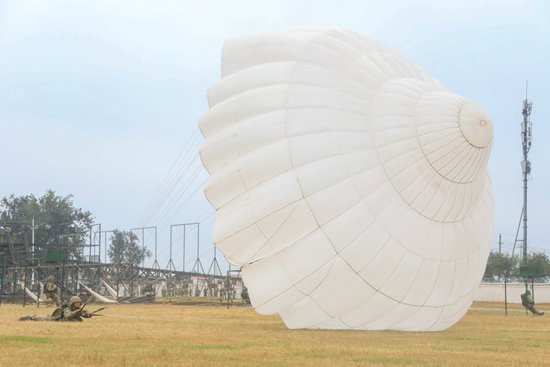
left=69, top=296, right=82, bottom=305
left=47, top=275, right=55, bottom=282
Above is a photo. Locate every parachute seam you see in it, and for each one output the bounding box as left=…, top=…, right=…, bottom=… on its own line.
left=456, top=145, right=482, bottom=182
left=204, top=128, right=371, bottom=175
left=210, top=31, right=489, bottom=327
left=221, top=29, right=392, bottom=80
left=370, top=81, right=479, bottom=226
left=261, top=55, right=338, bottom=322
left=244, top=200, right=303, bottom=264
left=422, top=175, right=445, bottom=219
left=454, top=147, right=480, bottom=183
left=427, top=134, right=472, bottom=170
left=204, top=82, right=372, bottom=124
left=252, top=235, right=471, bottom=313
left=430, top=180, right=452, bottom=222
left=413, top=98, right=486, bottom=185
left=431, top=137, right=476, bottom=181
left=420, top=130, right=480, bottom=184
left=398, top=99, right=482, bottom=222
left=455, top=183, right=471, bottom=221
left=460, top=148, right=484, bottom=183
left=442, top=179, right=463, bottom=223
left=254, top=190, right=437, bottom=315
left=210, top=150, right=378, bottom=234
left=418, top=233, right=447, bottom=309
left=300, top=112, right=391, bottom=326
left=457, top=103, right=491, bottom=149
left=295, top=258, right=343, bottom=328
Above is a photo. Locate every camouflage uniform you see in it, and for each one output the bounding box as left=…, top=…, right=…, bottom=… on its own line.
left=19, top=304, right=66, bottom=322
left=43, top=275, right=61, bottom=306
left=241, top=287, right=251, bottom=305
left=521, top=290, right=545, bottom=316
left=59, top=296, right=93, bottom=321
left=18, top=314, right=56, bottom=321
left=19, top=296, right=93, bottom=322
left=61, top=296, right=93, bottom=322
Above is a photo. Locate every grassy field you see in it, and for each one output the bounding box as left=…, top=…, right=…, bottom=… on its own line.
left=0, top=301, right=549, bottom=367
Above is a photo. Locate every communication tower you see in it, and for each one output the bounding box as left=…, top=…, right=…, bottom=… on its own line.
left=513, top=86, right=533, bottom=263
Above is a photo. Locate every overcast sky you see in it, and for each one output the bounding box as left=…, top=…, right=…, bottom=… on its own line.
left=1, top=0, right=549, bottom=272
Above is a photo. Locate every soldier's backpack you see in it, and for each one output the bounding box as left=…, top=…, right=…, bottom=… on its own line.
left=51, top=303, right=70, bottom=321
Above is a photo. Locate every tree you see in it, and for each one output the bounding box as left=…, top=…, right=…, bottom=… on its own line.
left=524, top=252, right=550, bottom=276
left=108, top=230, right=151, bottom=267
left=483, top=252, right=519, bottom=279
left=0, top=190, right=94, bottom=258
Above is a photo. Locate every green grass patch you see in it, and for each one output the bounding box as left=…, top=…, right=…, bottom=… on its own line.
left=0, top=335, right=53, bottom=344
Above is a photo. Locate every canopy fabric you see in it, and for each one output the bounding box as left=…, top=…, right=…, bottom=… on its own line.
left=199, top=27, right=494, bottom=331
left=101, top=279, right=119, bottom=298
left=79, top=281, right=118, bottom=304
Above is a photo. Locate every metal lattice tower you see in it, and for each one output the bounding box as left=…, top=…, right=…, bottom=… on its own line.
left=518, top=87, right=533, bottom=263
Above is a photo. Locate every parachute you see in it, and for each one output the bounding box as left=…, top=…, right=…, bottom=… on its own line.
left=199, top=27, right=493, bottom=331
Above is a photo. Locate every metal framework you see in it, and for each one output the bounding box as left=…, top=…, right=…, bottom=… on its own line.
left=512, top=88, right=533, bottom=263
left=0, top=223, right=243, bottom=306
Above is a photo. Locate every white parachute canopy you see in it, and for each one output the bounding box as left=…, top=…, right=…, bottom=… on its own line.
left=78, top=281, right=118, bottom=304
left=199, top=28, right=493, bottom=331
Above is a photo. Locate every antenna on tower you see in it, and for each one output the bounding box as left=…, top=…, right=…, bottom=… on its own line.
left=515, top=81, right=533, bottom=264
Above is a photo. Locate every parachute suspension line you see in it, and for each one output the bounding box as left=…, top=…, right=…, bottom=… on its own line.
left=141, top=145, right=202, bottom=226
left=139, top=131, right=202, bottom=226
left=195, top=207, right=215, bottom=224
left=139, top=138, right=197, bottom=226
left=152, top=166, right=205, bottom=227
left=139, top=131, right=197, bottom=224
left=147, top=150, right=207, bottom=270
left=141, top=138, right=202, bottom=226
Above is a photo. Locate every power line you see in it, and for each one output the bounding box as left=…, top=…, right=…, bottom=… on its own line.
left=151, top=164, right=205, bottom=227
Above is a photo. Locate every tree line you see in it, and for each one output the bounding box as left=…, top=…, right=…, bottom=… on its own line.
left=483, top=251, right=550, bottom=279
left=0, top=190, right=150, bottom=267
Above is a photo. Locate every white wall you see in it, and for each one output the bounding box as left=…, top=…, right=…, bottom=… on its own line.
left=474, top=282, right=550, bottom=303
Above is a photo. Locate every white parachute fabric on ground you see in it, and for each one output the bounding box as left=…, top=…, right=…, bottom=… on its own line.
left=101, top=279, right=119, bottom=298
left=199, top=27, right=494, bottom=331
left=20, top=282, right=47, bottom=303
left=79, top=281, right=118, bottom=304
left=25, top=287, right=46, bottom=302
left=24, top=287, right=39, bottom=302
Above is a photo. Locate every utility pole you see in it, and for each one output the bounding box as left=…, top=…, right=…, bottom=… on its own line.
left=498, top=233, right=502, bottom=254
left=520, top=85, right=533, bottom=264
left=31, top=217, right=35, bottom=245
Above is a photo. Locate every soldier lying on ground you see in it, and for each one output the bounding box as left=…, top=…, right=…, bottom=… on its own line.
left=19, top=296, right=96, bottom=322
left=521, top=290, right=545, bottom=316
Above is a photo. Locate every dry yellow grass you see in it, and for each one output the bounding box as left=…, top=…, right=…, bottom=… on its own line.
left=0, top=301, right=549, bottom=367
